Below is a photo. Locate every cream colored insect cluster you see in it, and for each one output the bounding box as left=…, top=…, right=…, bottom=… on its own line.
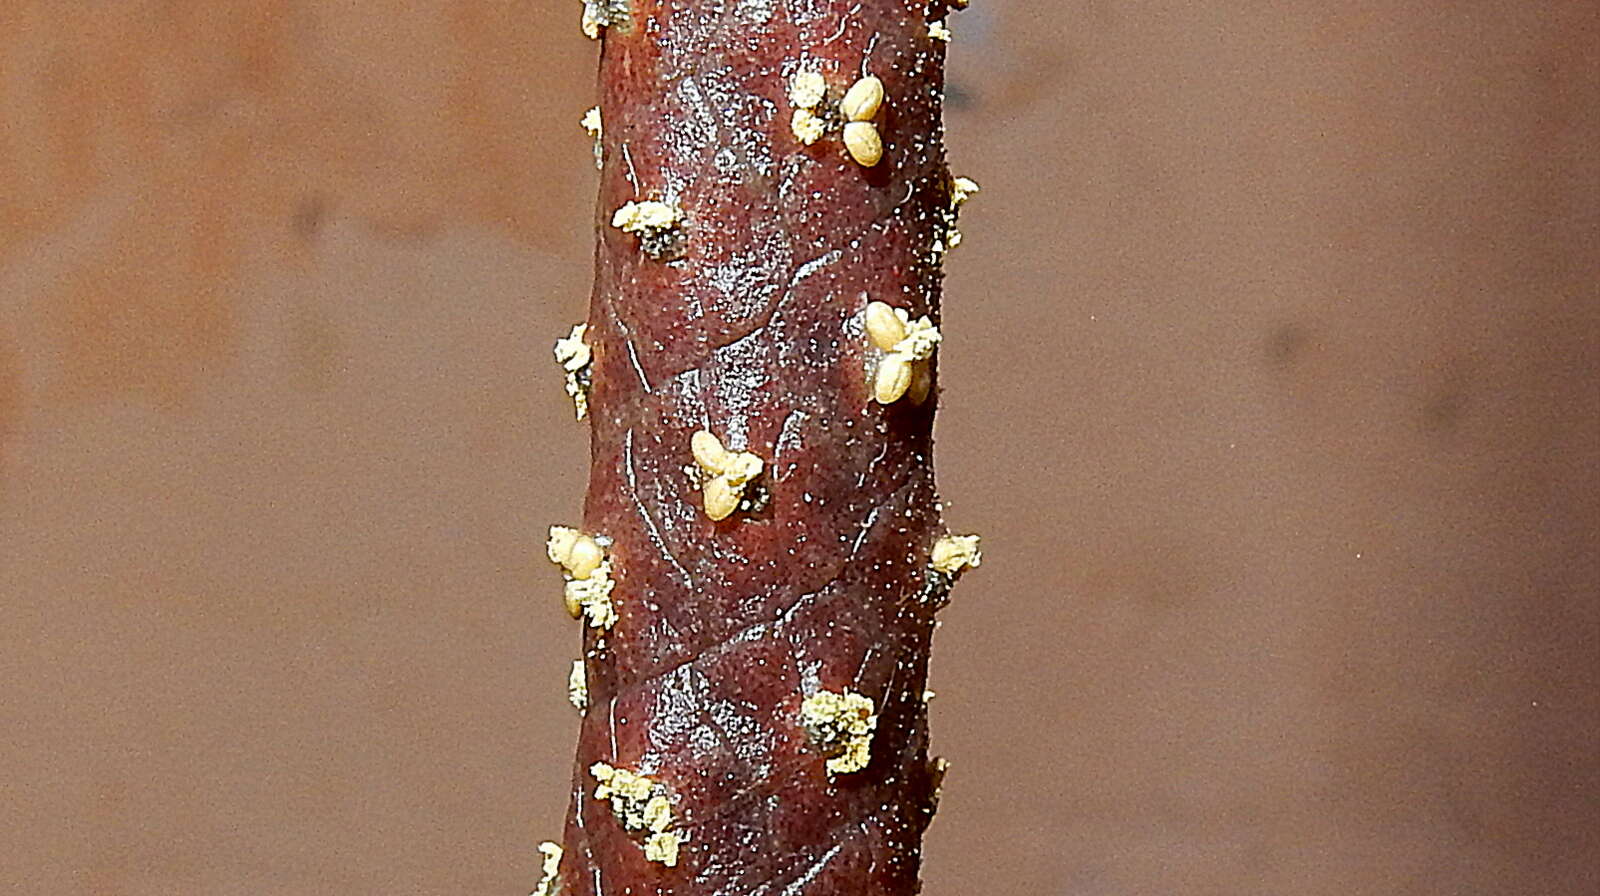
left=928, top=20, right=953, bottom=41
left=690, top=429, right=765, bottom=521
left=611, top=199, right=685, bottom=260
left=788, top=70, right=829, bottom=145
left=864, top=300, right=941, bottom=404
left=932, top=175, right=980, bottom=262
left=787, top=70, right=887, bottom=167
left=567, top=658, right=588, bottom=710
left=579, top=0, right=629, bottom=39
left=840, top=75, right=886, bottom=167
left=532, top=841, right=563, bottom=896
left=581, top=105, right=603, bottom=169
left=547, top=525, right=618, bottom=630
left=553, top=323, right=593, bottom=420
left=920, top=533, right=983, bottom=607
left=590, top=763, right=684, bottom=867
left=800, top=689, right=878, bottom=775
left=930, top=533, right=982, bottom=575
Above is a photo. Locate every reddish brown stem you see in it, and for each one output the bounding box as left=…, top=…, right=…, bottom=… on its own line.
left=556, top=2, right=967, bottom=893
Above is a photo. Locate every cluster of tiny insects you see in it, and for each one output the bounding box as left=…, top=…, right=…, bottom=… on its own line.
left=790, top=71, right=887, bottom=167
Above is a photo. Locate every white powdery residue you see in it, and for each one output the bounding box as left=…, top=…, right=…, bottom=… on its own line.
left=589, top=763, right=685, bottom=866
left=930, top=533, right=983, bottom=575
left=565, top=560, right=617, bottom=630
left=531, top=841, right=562, bottom=896
left=553, top=323, right=592, bottom=420
left=567, top=659, right=588, bottom=710
left=580, top=0, right=630, bottom=39
left=581, top=106, right=603, bottom=169
left=788, top=70, right=827, bottom=109
left=800, top=689, right=877, bottom=774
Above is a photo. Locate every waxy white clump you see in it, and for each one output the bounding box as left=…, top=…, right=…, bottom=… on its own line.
left=800, top=689, right=878, bottom=775
left=565, top=564, right=616, bottom=630
left=531, top=841, right=562, bottom=896
left=788, top=70, right=827, bottom=109
left=580, top=0, right=629, bottom=39
left=611, top=200, right=680, bottom=233
left=581, top=106, right=603, bottom=169
left=567, top=658, right=588, bottom=710
left=644, top=831, right=682, bottom=867
left=893, top=316, right=942, bottom=361
left=611, top=199, right=685, bottom=259
left=547, top=525, right=617, bottom=630
left=553, top=323, right=592, bottom=420
left=931, top=533, right=983, bottom=575
left=791, top=108, right=826, bottom=145
left=590, top=763, right=684, bottom=866
left=934, top=175, right=980, bottom=261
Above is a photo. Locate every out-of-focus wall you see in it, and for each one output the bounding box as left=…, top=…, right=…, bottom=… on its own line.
left=1, top=2, right=1595, bottom=893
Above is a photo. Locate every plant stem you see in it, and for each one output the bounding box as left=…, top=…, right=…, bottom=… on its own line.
left=554, top=2, right=973, bottom=892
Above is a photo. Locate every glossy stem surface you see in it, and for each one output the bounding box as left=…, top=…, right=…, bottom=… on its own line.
left=562, top=2, right=959, bottom=892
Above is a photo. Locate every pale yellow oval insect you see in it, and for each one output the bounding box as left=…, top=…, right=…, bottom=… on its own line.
left=691, top=429, right=729, bottom=473
left=865, top=301, right=907, bottom=351
left=874, top=354, right=913, bottom=404
left=843, top=121, right=883, bottom=167
left=546, top=525, right=581, bottom=567
left=565, top=536, right=605, bottom=580
left=840, top=75, right=884, bottom=122
left=703, top=475, right=740, bottom=521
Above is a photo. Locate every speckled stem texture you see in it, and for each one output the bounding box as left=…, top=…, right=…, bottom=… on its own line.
left=561, top=2, right=963, bottom=893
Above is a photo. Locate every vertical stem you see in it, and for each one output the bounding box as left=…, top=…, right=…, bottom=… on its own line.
left=551, top=2, right=976, bottom=892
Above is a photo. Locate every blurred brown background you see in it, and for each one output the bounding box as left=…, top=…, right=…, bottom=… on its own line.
left=2, top=1, right=1596, bottom=893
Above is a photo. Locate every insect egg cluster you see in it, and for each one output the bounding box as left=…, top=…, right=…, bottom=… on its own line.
left=788, top=70, right=829, bottom=145
left=553, top=323, right=593, bottom=420
left=531, top=842, right=562, bottom=896
left=612, top=199, right=685, bottom=260
left=690, top=430, right=765, bottom=521
left=865, top=300, right=941, bottom=404
left=786, top=70, right=887, bottom=167
left=547, top=525, right=618, bottom=630
left=840, top=75, right=885, bottom=167
left=800, top=689, right=879, bottom=775
left=590, top=763, right=684, bottom=867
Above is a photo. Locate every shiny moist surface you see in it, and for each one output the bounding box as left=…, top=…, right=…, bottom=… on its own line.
left=563, top=1, right=954, bottom=892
